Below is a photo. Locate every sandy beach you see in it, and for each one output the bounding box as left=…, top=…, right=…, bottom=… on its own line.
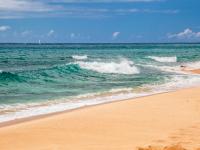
left=1, top=0, right=200, bottom=148
left=0, top=86, right=200, bottom=150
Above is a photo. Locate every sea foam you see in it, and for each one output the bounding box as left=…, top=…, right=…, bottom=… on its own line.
left=72, top=55, right=88, bottom=60
left=147, top=56, right=177, bottom=63
left=151, top=75, right=200, bottom=92
left=75, top=59, right=140, bottom=74
left=183, top=61, right=200, bottom=69
left=0, top=91, right=153, bottom=123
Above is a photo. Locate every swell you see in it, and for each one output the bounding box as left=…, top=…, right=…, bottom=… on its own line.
left=0, top=58, right=140, bottom=84
left=0, top=71, right=24, bottom=83
left=0, top=63, right=104, bottom=84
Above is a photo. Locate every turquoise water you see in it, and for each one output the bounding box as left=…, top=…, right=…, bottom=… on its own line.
left=1, top=43, right=200, bottom=122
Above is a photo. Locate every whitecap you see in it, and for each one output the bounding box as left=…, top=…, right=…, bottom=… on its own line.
left=75, top=58, right=140, bottom=75
left=72, top=55, right=88, bottom=60
left=147, top=56, right=177, bottom=63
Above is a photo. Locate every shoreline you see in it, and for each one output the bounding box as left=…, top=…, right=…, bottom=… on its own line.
left=0, top=63, right=200, bottom=125
left=0, top=80, right=200, bottom=128
left=0, top=86, right=200, bottom=149
left=0, top=89, right=170, bottom=128
left=0, top=84, right=198, bottom=128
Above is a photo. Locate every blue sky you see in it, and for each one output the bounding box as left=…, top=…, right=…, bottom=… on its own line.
left=0, top=0, right=200, bottom=43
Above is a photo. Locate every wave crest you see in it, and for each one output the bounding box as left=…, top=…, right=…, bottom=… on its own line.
left=147, top=56, right=177, bottom=63
left=72, top=55, right=88, bottom=60
left=75, top=59, right=140, bottom=74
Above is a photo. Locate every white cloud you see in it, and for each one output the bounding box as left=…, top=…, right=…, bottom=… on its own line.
left=112, top=32, right=120, bottom=38
left=0, top=0, right=161, bottom=13
left=0, top=0, right=54, bottom=12
left=47, top=29, right=55, bottom=36
left=197, top=32, right=200, bottom=37
left=0, top=25, right=11, bottom=31
left=50, top=0, right=162, bottom=3
left=168, top=28, right=200, bottom=39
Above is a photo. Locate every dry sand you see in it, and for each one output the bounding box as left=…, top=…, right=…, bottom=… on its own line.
left=0, top=87, right=200, bottom=150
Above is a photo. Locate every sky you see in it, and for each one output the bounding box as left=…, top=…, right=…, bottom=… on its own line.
left=0, top=0, right=200, bottom=43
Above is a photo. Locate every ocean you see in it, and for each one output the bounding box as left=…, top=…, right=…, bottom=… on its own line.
left=1, top=43, right=200, bottom=122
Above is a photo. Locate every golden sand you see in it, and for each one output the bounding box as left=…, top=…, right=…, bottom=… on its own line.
left=138, top=144, right=199, bottom=150
left=0, top=87, right=200, bottom=150
left=190, top=69, right=200, bottom=74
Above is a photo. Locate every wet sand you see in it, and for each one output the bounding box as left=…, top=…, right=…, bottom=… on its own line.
left=181, top=66, right=200, bottom=75
left=190, top=69, right=200, bottom=74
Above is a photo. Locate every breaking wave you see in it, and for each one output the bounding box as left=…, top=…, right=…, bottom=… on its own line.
left=75, top=59, right=140, bottom=75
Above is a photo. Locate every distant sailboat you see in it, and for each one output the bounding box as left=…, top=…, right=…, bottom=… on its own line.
left=38, top=40, right=41, bottom=44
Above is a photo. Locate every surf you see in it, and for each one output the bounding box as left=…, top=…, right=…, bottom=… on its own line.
left=147, top=56, right=177, bottom=63
left=74, top=58, right=140, bottom=75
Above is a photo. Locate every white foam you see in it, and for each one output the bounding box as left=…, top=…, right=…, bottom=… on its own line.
left=147, top=56, right=177, bottom=63
left=72, top=55, right=88, bottom=60
left=76, top=59, right=140, bottom=75
left=183, top=61, right=200, bottom=69
left=109, top=88, right=133, bottom=93
left=140, top=64, right=184, bottom=74
left=142, top=60, right=200, bottom=74
left=150, top=75, right=200, bottom=92
left=0, top=91, right=153, bottom=123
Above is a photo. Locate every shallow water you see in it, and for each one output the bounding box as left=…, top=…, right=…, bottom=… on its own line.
left=1, top=43, right=200, bottom=122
